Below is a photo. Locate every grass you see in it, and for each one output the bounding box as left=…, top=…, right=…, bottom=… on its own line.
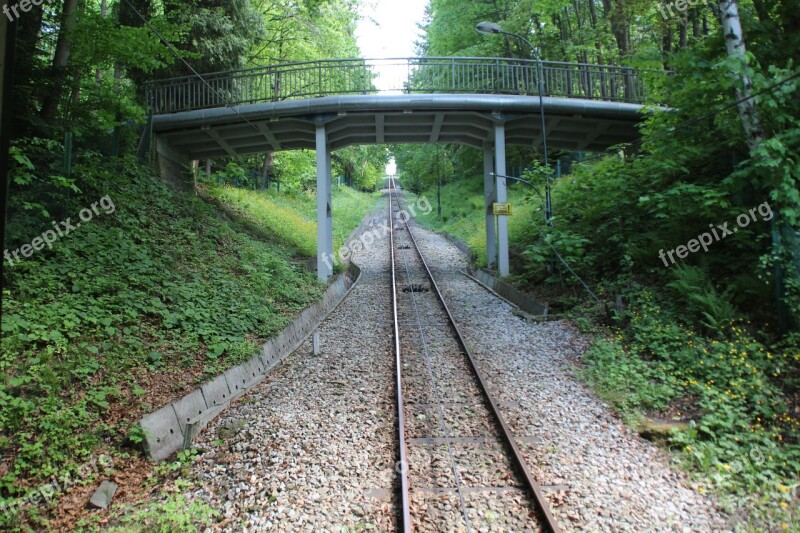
left=204, top=184, right=381, bottom=263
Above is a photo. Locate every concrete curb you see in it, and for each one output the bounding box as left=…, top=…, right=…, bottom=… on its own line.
left=139, top=214, right=375, bottom=462
left=462, top=268, right=548, bottom=316
left=435, top=228, right=548, bottom=316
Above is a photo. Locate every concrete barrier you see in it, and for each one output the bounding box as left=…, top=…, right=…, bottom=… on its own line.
left=141, top=404, right=184, bottom=462
left=465, top=267, right=548, bottom=316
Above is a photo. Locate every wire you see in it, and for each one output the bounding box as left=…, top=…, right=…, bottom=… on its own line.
left=529, top=217, right=607, bottom=309
left=121, top=0, right=264, bottom=136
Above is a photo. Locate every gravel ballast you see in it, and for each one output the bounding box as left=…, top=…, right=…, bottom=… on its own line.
left=167, top=194, right=729, bottom=531
left=176, top=208, right=399, bottom=531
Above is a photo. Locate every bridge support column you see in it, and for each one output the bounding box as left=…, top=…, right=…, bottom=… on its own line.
left=316, top=124, right=333, bottom=281
left=494, top=124, right=509, bottom=277
left=483, top=145, right=496, bottom=269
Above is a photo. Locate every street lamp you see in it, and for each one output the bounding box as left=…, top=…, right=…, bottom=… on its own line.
left=476, top=21, right=552, bottom=226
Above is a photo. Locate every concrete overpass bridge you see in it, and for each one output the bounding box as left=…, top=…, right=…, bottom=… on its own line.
left=145, top=57, right=660, bottom=279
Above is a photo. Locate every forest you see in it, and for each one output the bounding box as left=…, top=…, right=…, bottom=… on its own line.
left=1, top=0, right=799, bottom=530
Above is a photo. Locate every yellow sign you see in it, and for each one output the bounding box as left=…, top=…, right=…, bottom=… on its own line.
left=493, top=202, right=512, bottom=216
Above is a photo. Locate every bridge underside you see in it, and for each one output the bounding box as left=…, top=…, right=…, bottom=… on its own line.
left=152, top=94, right=649, bottom=281
left=152, top=94, right=646, bottom=158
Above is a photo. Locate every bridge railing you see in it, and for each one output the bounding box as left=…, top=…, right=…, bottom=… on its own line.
left=144, top=57, right=650, bottom=115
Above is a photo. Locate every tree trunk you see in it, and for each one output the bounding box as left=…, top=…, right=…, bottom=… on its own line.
left=601, top=0, right=630, bottom=58
left=588, top=0, right=598, bottom=27
left=11, top=4, right=43, bottom=136
left=96, top=0, right=107, bottom=85
left=718, top=0, right=763, bottom=151
left=587, top=0, right=604, bottom=66
left=662, top=25, right=673, bottom=67
left=750, top=0, right=773, bottom=26
left=691, top=8, right=701, bottom=39
left=40, top=0, right=79, bottom=122
left=679, top=12, right=688, bottom=49
left=261, top=151, right=274, bottom=188
left=70, top=69, right=82, bottom=109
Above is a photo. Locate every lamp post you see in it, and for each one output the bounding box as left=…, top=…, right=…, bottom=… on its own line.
left=476, top=21, right=552, bottom=226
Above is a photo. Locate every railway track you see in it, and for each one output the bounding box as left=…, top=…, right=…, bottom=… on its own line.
left=388, top=187, right=560, bottom=532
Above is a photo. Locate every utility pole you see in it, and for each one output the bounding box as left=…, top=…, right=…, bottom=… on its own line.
left=476, top=21, right=552, bottom=226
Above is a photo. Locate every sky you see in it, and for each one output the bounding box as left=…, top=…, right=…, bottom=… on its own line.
left=355, top=0, right=429, bottom=59
left=356, top=0, right=428, bottom=175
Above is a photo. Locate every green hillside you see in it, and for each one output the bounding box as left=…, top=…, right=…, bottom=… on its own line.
left=0, top=146, right=375, bottom=529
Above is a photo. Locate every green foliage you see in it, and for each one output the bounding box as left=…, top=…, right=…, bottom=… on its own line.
left=666, top=266, right=738, bottom=331
left=272, top=151, right=319, bottom=191
left=112, top=493, right=219, bottom=532
left=248, top=0, right=360, bottom=65
left=579, top=337, right=679, bottom=425
left=7, top=138, right=82, bottom=221
left=1, top=147, right=345, bottom=517
left=333, top=146, right=389, bottom=191
left=204, top=183, right=379, bottom=260
left=160, top=0, right=265, bottom=75
left=579, top=290, right=799, bottom=523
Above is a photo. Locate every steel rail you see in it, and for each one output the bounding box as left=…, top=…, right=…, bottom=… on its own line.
left=389, top=184, right=413, bottom=533
left=391, top=189, right=475, bottom=531
left=392, top=192, right=561, bottom=533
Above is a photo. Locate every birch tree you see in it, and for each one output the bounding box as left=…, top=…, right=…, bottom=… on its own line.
left=718, top=0, right=764, bottom=152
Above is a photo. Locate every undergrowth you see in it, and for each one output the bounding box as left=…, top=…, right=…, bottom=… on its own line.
left=203, top=180, right=380, bottom=264
left=0, top=140, right=376, bottom=529
left=577, top=287, right=800, bottom=528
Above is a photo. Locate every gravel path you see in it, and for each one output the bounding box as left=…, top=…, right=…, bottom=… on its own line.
left=171, top=193, right=729, bottom=531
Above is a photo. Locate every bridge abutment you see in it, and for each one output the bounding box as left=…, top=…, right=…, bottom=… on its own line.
left=156, top=137, right=195, bottom=193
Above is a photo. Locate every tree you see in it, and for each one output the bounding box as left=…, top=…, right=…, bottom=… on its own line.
left=718, top=0, right=763, bottom=151
left=40, top=0, right=79, bottom=123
